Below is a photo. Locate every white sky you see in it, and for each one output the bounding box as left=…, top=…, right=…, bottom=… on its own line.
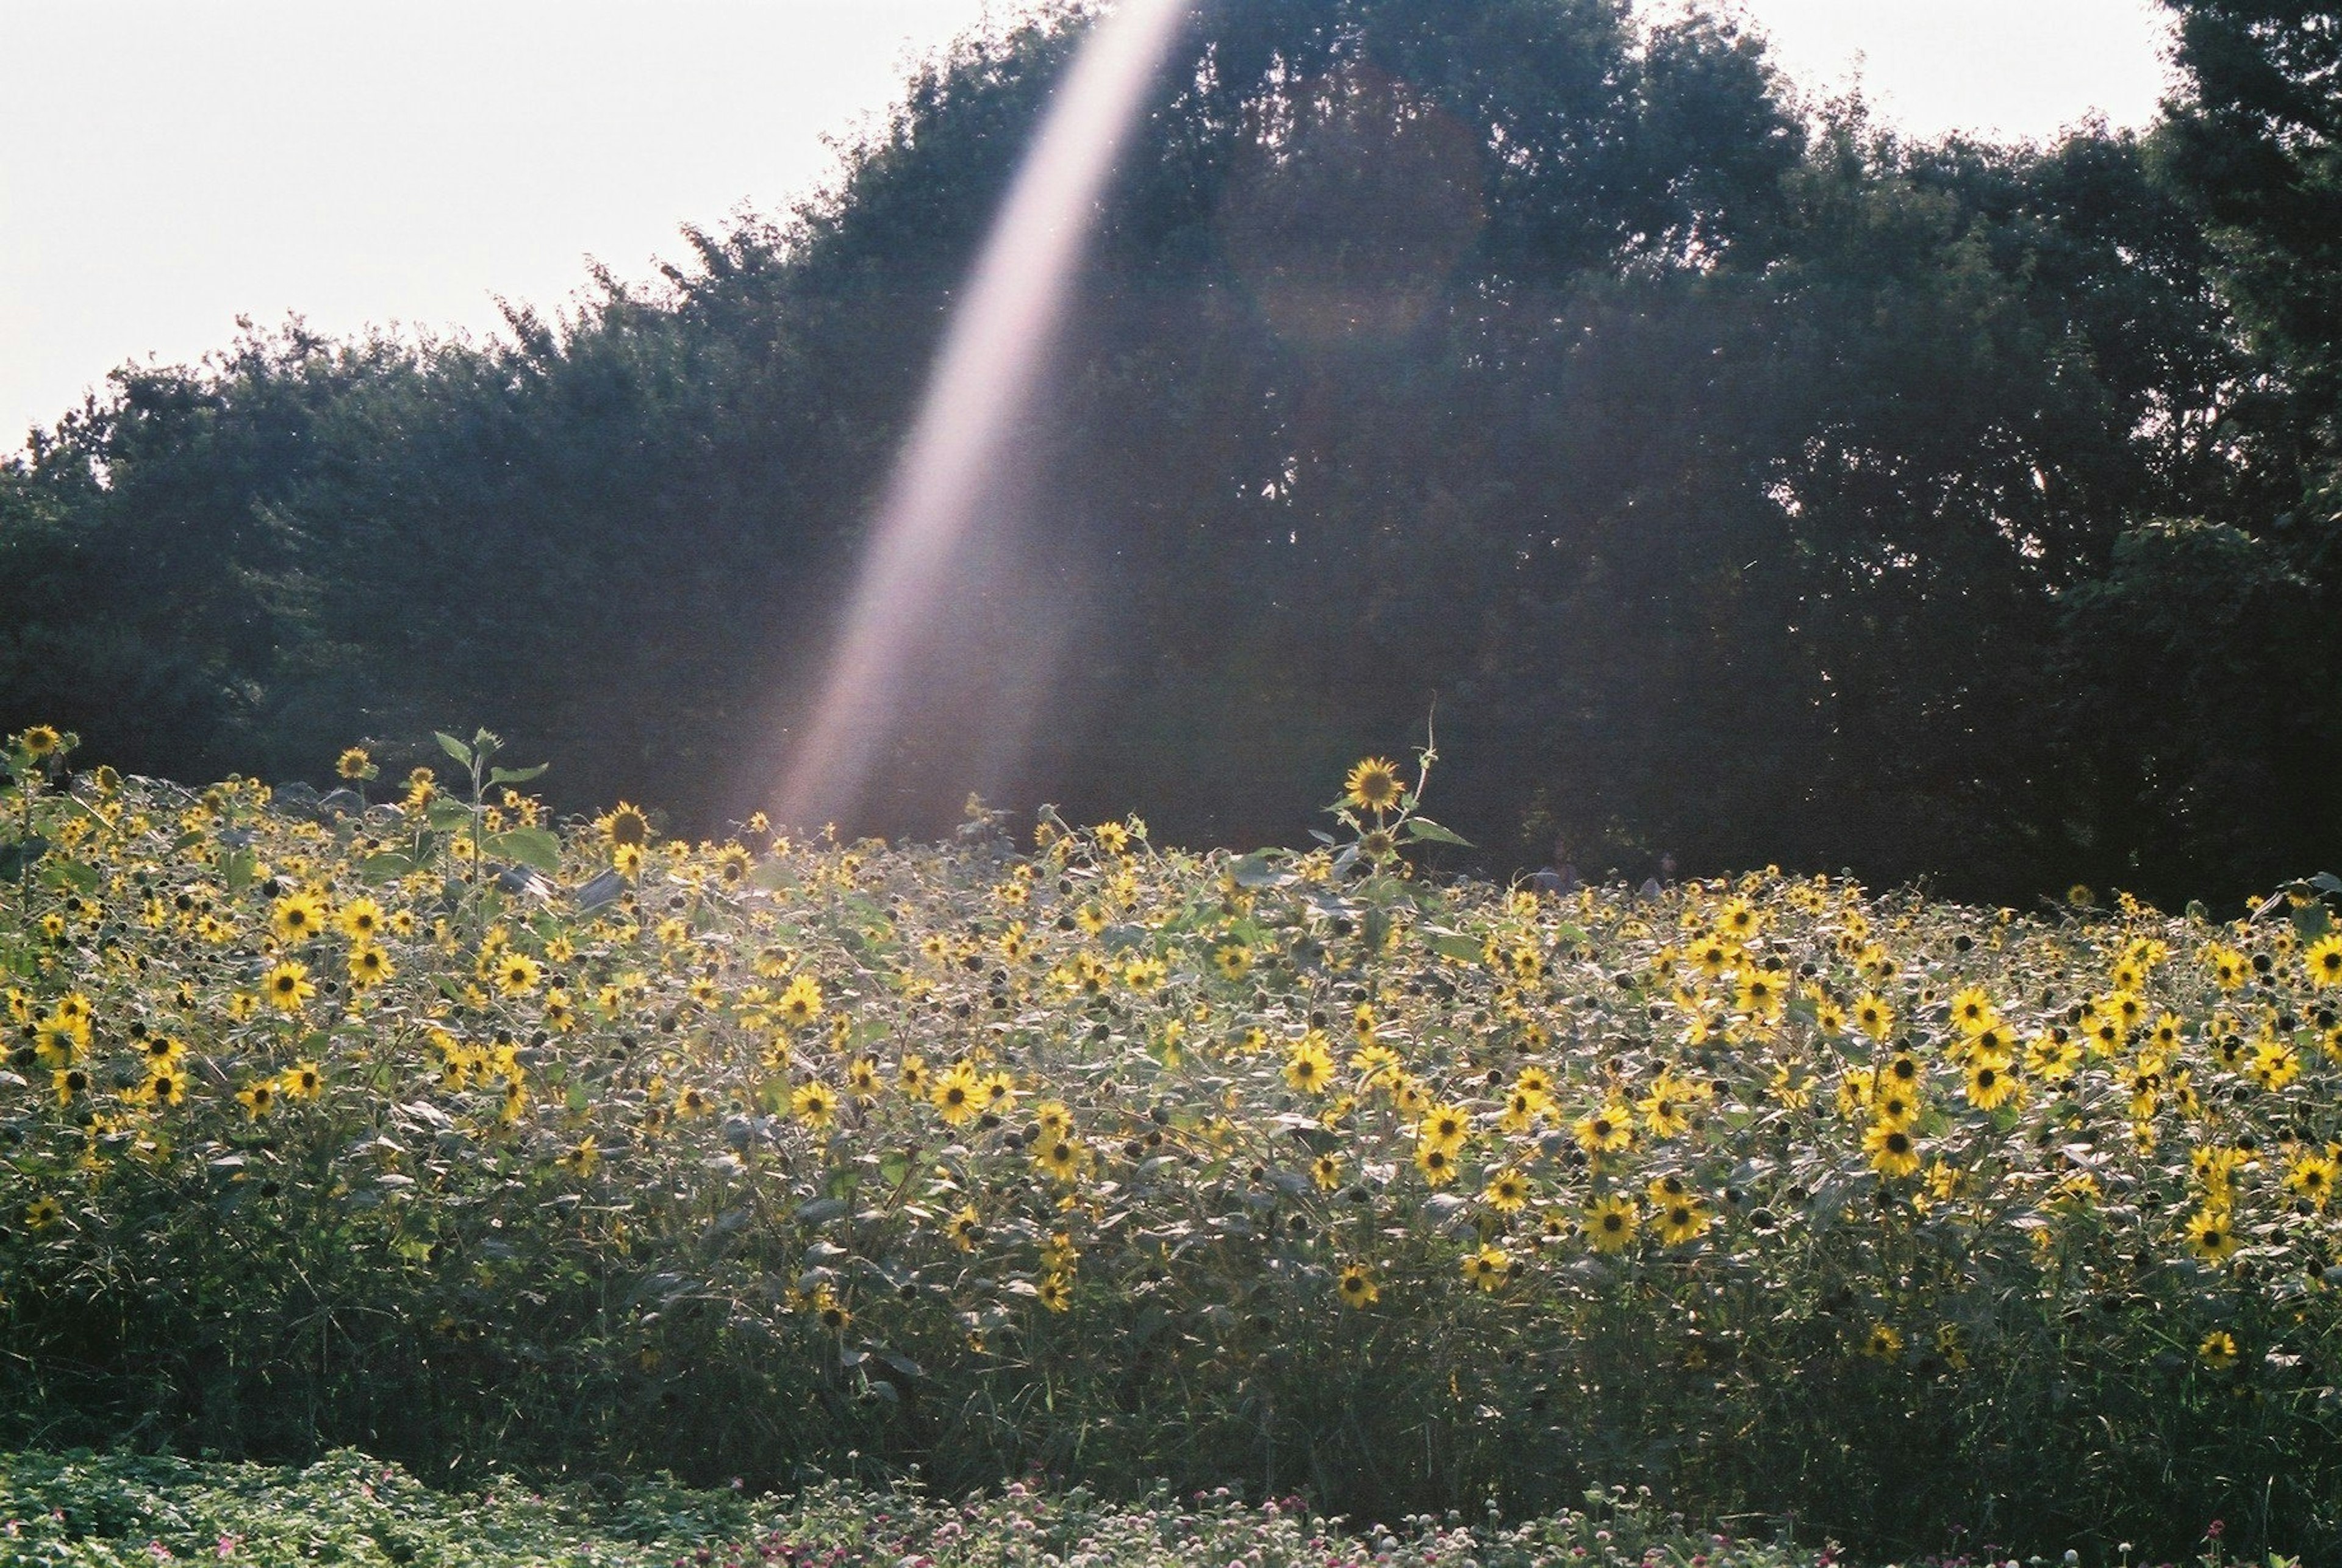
left=0, top=0, right=2179, bottom=451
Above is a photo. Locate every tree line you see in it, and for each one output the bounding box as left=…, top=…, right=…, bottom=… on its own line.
left=2, top=0, right=2335, bottom=905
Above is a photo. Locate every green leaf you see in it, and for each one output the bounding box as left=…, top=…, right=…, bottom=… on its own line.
left=0, top=836, right=48, bottom=878
left=489, top=763, right=550, bottom=786
left=426, top=798, right=477, bottom=834
left=1230, top=851, right=1296, bottom=889
left=484, top=826, right=562, bottom=874
left=1430, top=933, right=1483, bottom=965
left=223, top=848, right=259, bottom=894
left=360, top=851, right=418, bottom=883
left=434, top=731, right=474, bottom=766
left=40, top=859, right=99, bottom=894
left=1403, top=817, right=1472, bottom=847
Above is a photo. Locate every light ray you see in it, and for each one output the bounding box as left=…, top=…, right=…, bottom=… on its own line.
left=775, top=0, right=1195, bottom=829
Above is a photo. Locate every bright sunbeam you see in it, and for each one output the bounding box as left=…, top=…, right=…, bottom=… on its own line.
left=775, top=0, right=1197, bottom=830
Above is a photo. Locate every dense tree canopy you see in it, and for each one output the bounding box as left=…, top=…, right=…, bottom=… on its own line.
left=2, top=0, right=2333, bottom=903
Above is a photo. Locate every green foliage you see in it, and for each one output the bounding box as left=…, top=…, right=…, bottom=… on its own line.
left=0, top=1452, right=1871, bottom=1568
left=2, top=740, right=2340, bottom=1562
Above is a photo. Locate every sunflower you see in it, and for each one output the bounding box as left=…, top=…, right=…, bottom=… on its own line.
left=600, top=802, right=652, bottom=848
left=790, top=1081, right=837, bottom=1129
left=948, top=1205, right=984, bottom=1251
left=282, top=1061, right=323, bottom=1100
left=336, top=897, right=385, bottom=941
left=2198, top=1330, right=2238, bottom=1370
left=1336, top=1263, right=1379, bottom=1308
left=1864, top=1120, right=1922, bottom=1179
left=931, top=1062, right=983, bottom=1126
left=348, top=944, right=393, bottom=988
left=1413, top=1139, right=1459, bottom=1186
left=1586, top=1194, right=1639, bottom=1253
left=496, top=954, right=542, bottom=997
left=557, top=1137, right=600, bottom=1176
left=1483, top=1168, right=1531, bottom=1214
left=270, top=891, right=327, bottom=943
left=2184, top=1208, right=2239, bottom=1265
left=1036, top=1136, right=1085, bottom=1182
left=1574, top=1101, right=1635, bottom=1155
left=1463, top=1245, right=1511, bottom=1292
left=2306, top=933, right=2342, bottom=989
left=1964, top=1057, right=2018, bottom=1112
left=1656, top=1197, right=1711, bottom=1247
left=778, top=974, right=824, bottom=1026
left=335, top=746, right=375, bottom=781
left=1343, top=757, right=1406, bottom=814
left=265, top=961, right=315, bottom=1014
left=1283, top=1039, right=1334, bottom=1094
left=23, top=1195, right=62, bottom=1231
left=2285, top=1150, right=2338, bottom=1211
left=1212, top=943, right=1252, bottom=980
left=1421, top=1101, right=1472, bottom=1148
left=1311, top=1153, right=1344, bottom=1190
left=1862, top=1323, right=1903, bottom=1361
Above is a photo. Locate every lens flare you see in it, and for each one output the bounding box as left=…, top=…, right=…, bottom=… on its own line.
left=776, top=0, right=1195, bottom=830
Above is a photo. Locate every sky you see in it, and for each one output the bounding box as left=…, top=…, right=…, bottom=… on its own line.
left=0, top=0, right=2180, bottom=450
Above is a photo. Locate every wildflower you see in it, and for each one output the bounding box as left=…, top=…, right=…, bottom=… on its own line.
left=282, top=1060, right=323, bottom=1100
left=931, top=1062, right=983, bottom=1126
left=1964, top=1056, right=2018, bottom=1112
left=270, top=891, right=327, bottom=943
left=236, top=1080, right=276, bottom=1119
left=1574, top=1101, right=1635, bottom=1155
left=16, top=724, right=63, bottom=759
left=1414, top=1139, right=1459, bottom=1186
left=778, top=974, right=823, bottom=1026
left=2184, top=1208, right=2239, bottom=1265
left=789, top=1080, right=837, bottom=1129
left=1586, top=1194, right=1639, bottom=1253
left=1037, top=1273, right=1074, bottom=1312
left=1283, top=1037, right=1334, bottom=1094
left=1212, top=942, right=1251, bottom=980
left=24, top=1195, right=62, bottom=1230
left=2199, top=1330, right=2238, bottom=1370
left=599, top=802, right=652, bottom=847
left=1463, top=1245, right=1511, bottom=1291
left=1853, top=993, right=1894, bottom=1040
left=1343, top=757, right=1406, bottom=814
left=265, top=961, right=315, bottom=1014
left=2285, top=1149, right=2337, bottom=1211
left=1311, top=1153, right=1344, bottom=1191
left=1656, top=1196, right=1711, bottom=1247
left=1337, top=1263, right=1379, bottom=1308
left=948, top=1206, right=984, bottom=1251
left=496, top=954, right=542, bottom=997
left=1862, top=1323, right=1903, bottom=1361
left=348, top=943, right=393, bottom=988
left=335, top=746, right=374, bottom=781
left=558, top=1137, right=600, bottom=1176
left=1483, top=1168, right=1531, bottom=1214
left=1864, top=1120, right=1922, bottom=1179
left=2305, top=933, right=2342, bottom=988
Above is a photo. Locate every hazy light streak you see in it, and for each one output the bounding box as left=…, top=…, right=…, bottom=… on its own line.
left=776, top=0, right=1193, bottom=828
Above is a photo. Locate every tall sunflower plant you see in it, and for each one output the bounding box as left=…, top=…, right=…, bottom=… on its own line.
left=1322, top=734, right=1469, bottom=874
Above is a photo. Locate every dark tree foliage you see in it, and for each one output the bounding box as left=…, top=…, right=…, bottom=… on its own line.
left=0, top=0, right=2326, bottom=902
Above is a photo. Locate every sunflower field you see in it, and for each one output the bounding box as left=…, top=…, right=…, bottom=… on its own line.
left=2, top=725, right=2339, bottom=1563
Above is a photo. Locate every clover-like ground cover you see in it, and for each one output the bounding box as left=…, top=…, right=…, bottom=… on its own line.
left=1, top=728, right=2337, bottom=1562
